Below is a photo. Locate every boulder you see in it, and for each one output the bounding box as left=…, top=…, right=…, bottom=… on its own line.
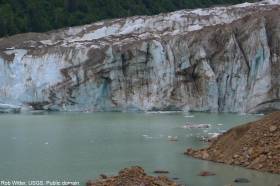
left=234, top=178, right=250, bottom=183
left=87, top=166, right=178, bottom=186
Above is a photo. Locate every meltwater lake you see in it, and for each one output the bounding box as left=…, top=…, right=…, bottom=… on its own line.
left=0, top=112, right=279, bottom=186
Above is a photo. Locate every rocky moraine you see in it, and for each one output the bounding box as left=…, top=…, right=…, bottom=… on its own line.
left=0, top=0, right=280, bottom=113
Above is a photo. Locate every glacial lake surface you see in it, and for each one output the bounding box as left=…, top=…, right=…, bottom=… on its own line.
left=0, top=112, right=279, bottom=186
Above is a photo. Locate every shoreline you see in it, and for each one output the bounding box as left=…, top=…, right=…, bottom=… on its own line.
left=185, top=112, right=280, bottom=174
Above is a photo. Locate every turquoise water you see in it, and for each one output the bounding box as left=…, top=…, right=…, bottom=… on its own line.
left=0, top=112, right=279, bottom=186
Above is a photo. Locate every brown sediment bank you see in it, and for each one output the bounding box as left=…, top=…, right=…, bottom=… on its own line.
left=186, top=112, right=280, bottom=174
left=86, top=166, right=179, bottom=186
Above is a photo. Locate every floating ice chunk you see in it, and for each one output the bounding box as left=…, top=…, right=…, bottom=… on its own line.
left=184, top=115, right=194, bottom=118
left=0, top=104, right=21, bottom=113
left=145, top=111, right=181, bottom=114
left=168, top=136, right=178, bottom=139
left=168, top=136, right=178, bottom=141
left=142, top=134, right=153, bottom=139
left=238, top=113, right=247, bottom=116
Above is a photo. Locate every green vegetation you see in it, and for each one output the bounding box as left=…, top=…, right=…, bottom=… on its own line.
left=0, top=0, right=256, bottom=37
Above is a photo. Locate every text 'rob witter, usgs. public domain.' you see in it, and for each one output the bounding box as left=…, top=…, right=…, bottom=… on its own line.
left=0, top=180, right=80, bottom=186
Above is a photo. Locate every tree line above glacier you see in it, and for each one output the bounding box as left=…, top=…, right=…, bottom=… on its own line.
left=0, top=0, right=257, bottom=37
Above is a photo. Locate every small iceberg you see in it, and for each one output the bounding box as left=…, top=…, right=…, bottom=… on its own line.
left=142, top=134, right=153, bottom=139
left=184, top=115, right=194, bottom=118
left=168, top=136, right=178, bottom=141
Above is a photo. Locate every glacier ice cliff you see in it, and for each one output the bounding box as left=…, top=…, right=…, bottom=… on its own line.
left=0, top=0, right=279, bottom=113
